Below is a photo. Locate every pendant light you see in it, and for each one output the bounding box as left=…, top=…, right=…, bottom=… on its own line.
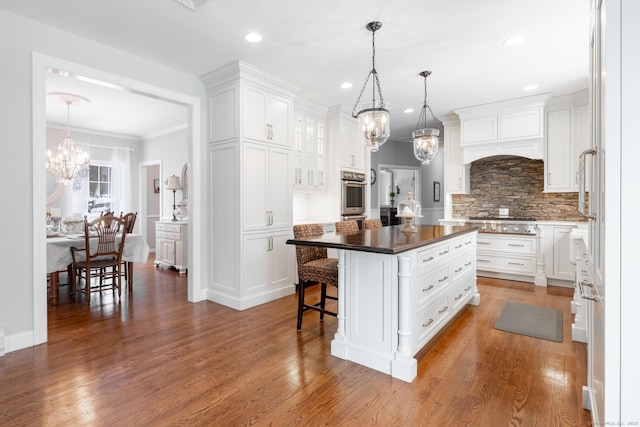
left=352, top=21, right=390, bottom=152
left=46, top=92, right=91, bottom=185
left=412, top=71, right=440, bottom=165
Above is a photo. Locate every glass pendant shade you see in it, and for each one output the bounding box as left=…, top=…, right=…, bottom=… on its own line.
left=356, top=101, right=390, bottom=152
left=352, top=21, right=390, bottom=151
left=413, top=128, right=440, bottom=165
left=412, top=71, right=440, bottom=165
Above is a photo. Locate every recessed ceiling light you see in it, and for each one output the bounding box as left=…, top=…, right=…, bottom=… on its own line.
left=340, top=82, right=353, bottom=89
left=403, top=108, right=414, bottom=114
left=244, top=32, right=262, bottom=43
left=503, top=36, right=525, bottom=46
left=523, top=84, right=538, bottom=91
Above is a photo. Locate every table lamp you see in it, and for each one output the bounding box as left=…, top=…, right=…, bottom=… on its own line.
left=165, top=175, right=182, bottom=221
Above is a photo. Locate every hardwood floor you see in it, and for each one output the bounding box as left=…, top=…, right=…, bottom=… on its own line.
left=0, top=258, right=590, bottom=426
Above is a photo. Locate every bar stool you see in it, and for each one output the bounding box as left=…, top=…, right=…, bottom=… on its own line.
left=292, top=224, right=338, bottom=330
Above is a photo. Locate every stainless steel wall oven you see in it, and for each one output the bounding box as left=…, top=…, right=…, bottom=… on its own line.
left=341, top=170, right=366, bottom=217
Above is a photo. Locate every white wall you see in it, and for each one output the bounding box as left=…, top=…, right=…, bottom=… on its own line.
left=141, top=128, right=188, bottom=220
left=0, top=9, right=206, bottom=353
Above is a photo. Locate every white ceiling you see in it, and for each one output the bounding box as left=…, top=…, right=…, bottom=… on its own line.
left=2, top=0, right=589, bottom=140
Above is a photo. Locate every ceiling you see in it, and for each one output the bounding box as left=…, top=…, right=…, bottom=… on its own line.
left=2, top=0, right=589, bottom=141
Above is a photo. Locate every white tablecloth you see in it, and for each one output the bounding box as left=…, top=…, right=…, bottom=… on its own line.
left=46, top=234, right=150, bottom=273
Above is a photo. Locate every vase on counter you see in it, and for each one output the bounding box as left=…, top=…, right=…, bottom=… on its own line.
left=174, top=202, right=188, bottom=221
left=390, top=199, right=395, bottom=207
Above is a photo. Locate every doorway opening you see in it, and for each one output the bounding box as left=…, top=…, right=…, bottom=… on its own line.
left=32, top=53, right=202, bottom=345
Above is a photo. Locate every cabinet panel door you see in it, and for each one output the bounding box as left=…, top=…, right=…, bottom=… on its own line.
left=553, top=227, right=575, bottom=280
left=157, top=238, right=176, bottom=264
left=269, top=147, right=291, bottom=228
left=501, top=108, right=542, bottom=140
left=243, top=234, right=269, bottom=294
left=269, top=231, right=293, bottom=289
left=444, top=124, right=468, bottom=193
left=242, top=85, right=268, bottom=142
left=461, top=115, right=498, bottom=144
left=242, top=143, right=269, bottom=231
left=268, top=93, right=291, bottom=146
left=208, top=85, right=238, bottom=142
left=545, top=109, right=573, bottom=191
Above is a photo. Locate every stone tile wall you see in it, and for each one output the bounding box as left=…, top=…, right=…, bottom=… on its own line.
left=451, top=156, right=585, bottom=221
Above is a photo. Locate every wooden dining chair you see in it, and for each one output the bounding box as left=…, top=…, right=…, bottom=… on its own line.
left=335, top=219, right=359, bottom=233
left=293, top=224, right=338, bottom=330
left=364, top=218, right=383, bottom=229
left=70, top=214, right=129, bottom=304
left=119, top=212, right=138, bottom=291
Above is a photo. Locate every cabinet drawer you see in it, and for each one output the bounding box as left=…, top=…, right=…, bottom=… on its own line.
left=414, top=264, right=450, bottom=308
left=417, top=242, right=452, bottom=268
left=156, top=230, right=182, bottom=241
left=156, top=222, right=183, bottom=233
left=414, top=294, right=450, bottom=352
left=451, top=253, right=473, bottom=280
left=476, top=235, right=536, bottom=255
left=451, top=234, right=475, bottom=254
left=450, top=273, right=475, bottom=311
left=476, top=253, right=536, bottom=275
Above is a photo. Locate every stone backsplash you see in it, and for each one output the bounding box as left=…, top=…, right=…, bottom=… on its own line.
left=451, top=156, right=586, bottom=222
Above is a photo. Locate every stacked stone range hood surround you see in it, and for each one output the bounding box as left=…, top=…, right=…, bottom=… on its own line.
left=451, top=156, right=584, bottom=222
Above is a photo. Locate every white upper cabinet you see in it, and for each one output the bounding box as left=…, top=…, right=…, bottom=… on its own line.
left=442, top=116, right=469, bottom=194
left=242, top=142, right=292, bottom=231
left=242, top=83, right=292, bottom=147
left=293, top=100, right=328, bottom=190
left=544, top=90, right=588, bottom=193
left=454, top=94, right=550, bottom=164
left=328, top=106, right=368, bottom=173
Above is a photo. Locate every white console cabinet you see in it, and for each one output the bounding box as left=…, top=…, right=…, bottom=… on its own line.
left=154, top=220, right=188, bottom=274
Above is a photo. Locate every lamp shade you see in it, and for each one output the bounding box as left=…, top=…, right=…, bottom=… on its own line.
left=165, top=175, right=181, bottom=190
left=356, top=102, right=390, bottom=152
left=413, top=128, right=440, bottom=165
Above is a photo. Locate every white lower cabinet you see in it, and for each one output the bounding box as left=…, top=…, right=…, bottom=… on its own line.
left=333, top=230, right=478, bottom=382
left=539, top=223, right=577, bottom=285
left=154, top=221, right=188, bottom=274
left=242, top=231, right=293, bottom=295
left=411, top=233, right=477, bottom=353
left=475, top=234, right=538, bottom=280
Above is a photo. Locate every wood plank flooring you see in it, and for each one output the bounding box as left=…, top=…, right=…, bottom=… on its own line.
left=0, top=258, right=590, bottom=426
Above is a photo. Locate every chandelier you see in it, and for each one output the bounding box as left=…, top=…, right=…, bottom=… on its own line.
left=46, top=93, right=90, bottom=185
left=351, top=21, right=390, bottom=152
left=412, top=71, right=440, bottom=165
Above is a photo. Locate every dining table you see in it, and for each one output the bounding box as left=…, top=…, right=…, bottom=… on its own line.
left=47, top=233, right=150, bottom=304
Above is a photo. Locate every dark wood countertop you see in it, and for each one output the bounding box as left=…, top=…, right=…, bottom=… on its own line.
left=287, top=224, right=478, bottom=255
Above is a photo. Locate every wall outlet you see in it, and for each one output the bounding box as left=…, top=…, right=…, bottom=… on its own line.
left=499, top=208, right=509, bottom=216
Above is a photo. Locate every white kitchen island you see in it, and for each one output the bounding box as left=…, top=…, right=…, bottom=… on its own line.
left=287, top=224, right=479, bottom=382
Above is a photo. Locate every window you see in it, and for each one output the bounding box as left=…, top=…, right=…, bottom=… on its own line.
left=87, top=164, right=112, bottom=215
